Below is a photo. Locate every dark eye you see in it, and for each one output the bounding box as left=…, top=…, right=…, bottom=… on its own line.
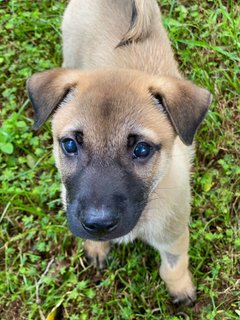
left=61, top=138, right=78, bottom=155
left=133, top=142, right=152, bottom=159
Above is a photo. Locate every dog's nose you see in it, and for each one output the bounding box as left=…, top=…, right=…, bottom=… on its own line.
left=81, top=208, right=119, bottom=236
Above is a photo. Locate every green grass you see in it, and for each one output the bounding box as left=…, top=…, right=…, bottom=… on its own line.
left=0, top=0, right=239, bottom=319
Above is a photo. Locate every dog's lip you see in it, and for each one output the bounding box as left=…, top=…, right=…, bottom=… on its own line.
left=92, top=235, right=111, bottom=241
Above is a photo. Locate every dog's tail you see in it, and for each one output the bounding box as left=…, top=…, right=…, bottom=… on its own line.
left=117, top=0, right=158, bottom=47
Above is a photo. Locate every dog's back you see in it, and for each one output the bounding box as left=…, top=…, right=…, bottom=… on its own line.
left=62, top=0, right=180, bottom=77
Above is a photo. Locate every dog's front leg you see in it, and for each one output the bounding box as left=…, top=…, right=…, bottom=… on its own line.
left=159, top=228, right=196, bottom=306
left=84, top=240, right=110, bottom=269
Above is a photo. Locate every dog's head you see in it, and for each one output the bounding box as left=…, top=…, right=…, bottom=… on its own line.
left=27, top=68, right=211, bottom=240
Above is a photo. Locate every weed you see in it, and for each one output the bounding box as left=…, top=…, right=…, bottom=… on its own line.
left=0, top=0, right=239, bottom=319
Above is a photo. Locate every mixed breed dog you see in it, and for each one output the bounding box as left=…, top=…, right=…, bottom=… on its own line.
left=27, top=0, right=212, bottom=307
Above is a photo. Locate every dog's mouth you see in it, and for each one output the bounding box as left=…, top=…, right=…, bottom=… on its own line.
left=66, top=198, right=148, bottom=241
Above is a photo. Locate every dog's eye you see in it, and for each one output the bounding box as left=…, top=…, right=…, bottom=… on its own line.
left=133, top=142, right=152, bottom=159
left=61, top=138, right=78, bottom=155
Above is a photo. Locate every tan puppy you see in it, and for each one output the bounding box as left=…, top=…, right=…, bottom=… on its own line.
left=27, top=0, right=212, bottom=306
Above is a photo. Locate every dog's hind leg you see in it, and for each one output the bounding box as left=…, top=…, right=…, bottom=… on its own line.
left=84, top=240, right=110, bottom=269
left=159, top=228, right=196, bottom=306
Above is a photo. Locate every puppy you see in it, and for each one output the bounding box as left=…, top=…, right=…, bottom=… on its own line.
left=27, top=0, right=212, bottom=306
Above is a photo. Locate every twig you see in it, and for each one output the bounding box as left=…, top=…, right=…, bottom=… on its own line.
left=0, top=195, right=17, bottom=223
left=35, top=257, right=55, bottom=320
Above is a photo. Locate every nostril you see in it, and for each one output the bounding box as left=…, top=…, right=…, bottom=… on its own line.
left=83, top=221, right=98, bottom=231
left=108, top=221, right=118, bottom=231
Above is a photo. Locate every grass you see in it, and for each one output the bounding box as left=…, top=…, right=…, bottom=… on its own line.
left=0, top=0, right=239, bottom=319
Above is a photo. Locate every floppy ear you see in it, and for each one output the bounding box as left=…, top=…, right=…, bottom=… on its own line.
left=150, top=77, right=212, bottom=146
left=27, top=68, right=80, bottom=130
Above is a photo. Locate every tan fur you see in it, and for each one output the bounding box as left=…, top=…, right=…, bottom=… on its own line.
left=159, top=229, right=196, bottom=303
left=61, top=0, right=180, bottom=77
left=49, top=69, right=176, bottom=184
left=84, top=240, right=110, bottom=269
left=27, top=0, right=212, bottom=306
left=118, top=0, right=160, bottom=46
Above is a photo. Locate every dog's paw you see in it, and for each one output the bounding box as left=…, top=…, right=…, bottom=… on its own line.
left=172, top=287, right=196, bottom=307
left=84, top=240, right=110, bottom=269
left=164, top=271, right=196, bottom=307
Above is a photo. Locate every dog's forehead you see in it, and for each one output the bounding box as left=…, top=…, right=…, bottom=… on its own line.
left=52, top=72, right=172, bottom=146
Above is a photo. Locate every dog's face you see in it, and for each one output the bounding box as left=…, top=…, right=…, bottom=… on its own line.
left=27, top=68, right=211, bottom=240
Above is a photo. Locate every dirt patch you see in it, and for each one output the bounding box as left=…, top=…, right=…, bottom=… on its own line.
left=0, top=299, right=25, bottom=320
